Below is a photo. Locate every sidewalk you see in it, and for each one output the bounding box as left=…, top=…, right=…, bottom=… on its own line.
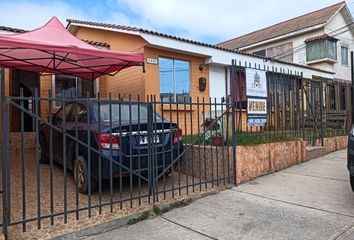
left=82, top=150, right=354, bottom=240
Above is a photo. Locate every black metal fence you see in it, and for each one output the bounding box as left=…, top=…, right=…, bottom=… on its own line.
left=0, top=91, right=237, bottom=238
left=229, top=61, right=352, bottom=146
left=0, top=64, right=351, bottom=238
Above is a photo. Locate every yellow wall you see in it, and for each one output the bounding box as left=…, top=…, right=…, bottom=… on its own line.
left=71, top=26, right=211, bottom=133
left=73, top=27, right=147, bottom=99
left=143, top=46, right=210, bottom=133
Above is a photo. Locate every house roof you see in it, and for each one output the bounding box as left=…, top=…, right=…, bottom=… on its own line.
left=0, top=25, right=110, bottom=49
left=217, top=2, right=346, bottom=50
left=81, top=39, right=110, bottom=48
left=304, top=34, right=339, bottom=43
left=67, top=18, right=233, bottom=50
left=0, top=25, right=26, bottom=33
left=66, top=19, right=334, bottom=74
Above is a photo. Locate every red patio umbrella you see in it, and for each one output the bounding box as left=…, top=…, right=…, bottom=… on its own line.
left=0, top=17, right=144, bottom=240
left=0, top=16, right=144, bottom=79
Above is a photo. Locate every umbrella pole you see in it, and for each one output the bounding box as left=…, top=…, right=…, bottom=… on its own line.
left=1, top=66, right=9, bottom=240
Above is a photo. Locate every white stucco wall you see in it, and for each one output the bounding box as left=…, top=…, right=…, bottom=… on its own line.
left=209, top=65, right=227, bottom=100
left=324, top=9, right=354, bottom=81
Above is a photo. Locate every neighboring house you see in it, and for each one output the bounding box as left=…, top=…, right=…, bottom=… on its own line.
left=218, top=2, right=354, bottom=84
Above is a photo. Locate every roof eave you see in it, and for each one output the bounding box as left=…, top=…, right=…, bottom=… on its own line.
left=141, top=32, right=334, bottom=75
left=325, top=3, right=346, bottom=25
left=67, top=22, right=141, bottom=36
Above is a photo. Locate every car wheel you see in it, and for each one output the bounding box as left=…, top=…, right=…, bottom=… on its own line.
left=39, top=135, right=49, bottom=164
left=350, top=175, right=354, bottom=192
left=74, top=156, right=97, bottom=194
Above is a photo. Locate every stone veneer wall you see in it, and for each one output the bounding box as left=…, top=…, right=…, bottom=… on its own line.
left=307, top=136, right=348, bottom=160
left=323, top=136, right=348, bottom=153
left=181, top=140, right=307, bottom=185
left=181, top=136, right=348, bottom=185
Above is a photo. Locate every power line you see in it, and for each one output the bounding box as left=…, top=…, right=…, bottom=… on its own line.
left=268, top=18, right=354, bottom=60
left=270, top=22, right=354, bottom=60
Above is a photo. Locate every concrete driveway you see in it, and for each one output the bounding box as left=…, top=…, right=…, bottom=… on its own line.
left=88, top=149, right=354, bottom=240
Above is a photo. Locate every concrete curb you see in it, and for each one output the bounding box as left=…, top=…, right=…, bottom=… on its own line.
left=51, top=212, right=144, bottom=240
left=52, top=187, right=228, bottom=240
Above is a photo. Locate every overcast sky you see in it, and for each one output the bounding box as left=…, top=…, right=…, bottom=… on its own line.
left=0, top=0, right=353, bottom=44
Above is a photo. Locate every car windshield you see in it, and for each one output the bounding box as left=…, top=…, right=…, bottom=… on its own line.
left=93, top=103, right=162, bottom=123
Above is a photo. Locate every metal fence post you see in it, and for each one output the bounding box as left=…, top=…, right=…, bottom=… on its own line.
left=230, top=60, right=237, bottom=186
left=1, top=66, right=10, bottom=239
left=319, top=80, right=324, bottom=146
left=301, top=73, right=305, bottom=140
left=147, top=99, right=154, bottom=203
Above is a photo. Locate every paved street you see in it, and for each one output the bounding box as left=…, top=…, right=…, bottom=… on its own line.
left=87, top=150, right=354, bottom=240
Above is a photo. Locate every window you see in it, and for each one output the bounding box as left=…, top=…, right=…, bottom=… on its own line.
left=159, top=57, right=190, bottom=102
left=341, top=46, right=349, bottom=65
left=53, top=75, right=95, bottom=107
left=306, top=39, right=337, bottom=62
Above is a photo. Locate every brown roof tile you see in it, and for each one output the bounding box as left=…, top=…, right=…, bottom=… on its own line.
left=218, top=2, right=345, bottom=50
left=304, top=34, right=338, bottom=43
left=0, top=25, right=26, bottom=33
left=81, top=39, right=110, bottom=48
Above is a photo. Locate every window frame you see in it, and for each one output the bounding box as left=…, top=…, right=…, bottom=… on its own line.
left=306, top=39, right=337, bottom=62
left=341, top=46, right=349, bottom=66
left=158, top=56, right=191, bottom=103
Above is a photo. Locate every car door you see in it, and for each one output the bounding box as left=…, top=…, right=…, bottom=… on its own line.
left=52, top=104, right=73, bottom=164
